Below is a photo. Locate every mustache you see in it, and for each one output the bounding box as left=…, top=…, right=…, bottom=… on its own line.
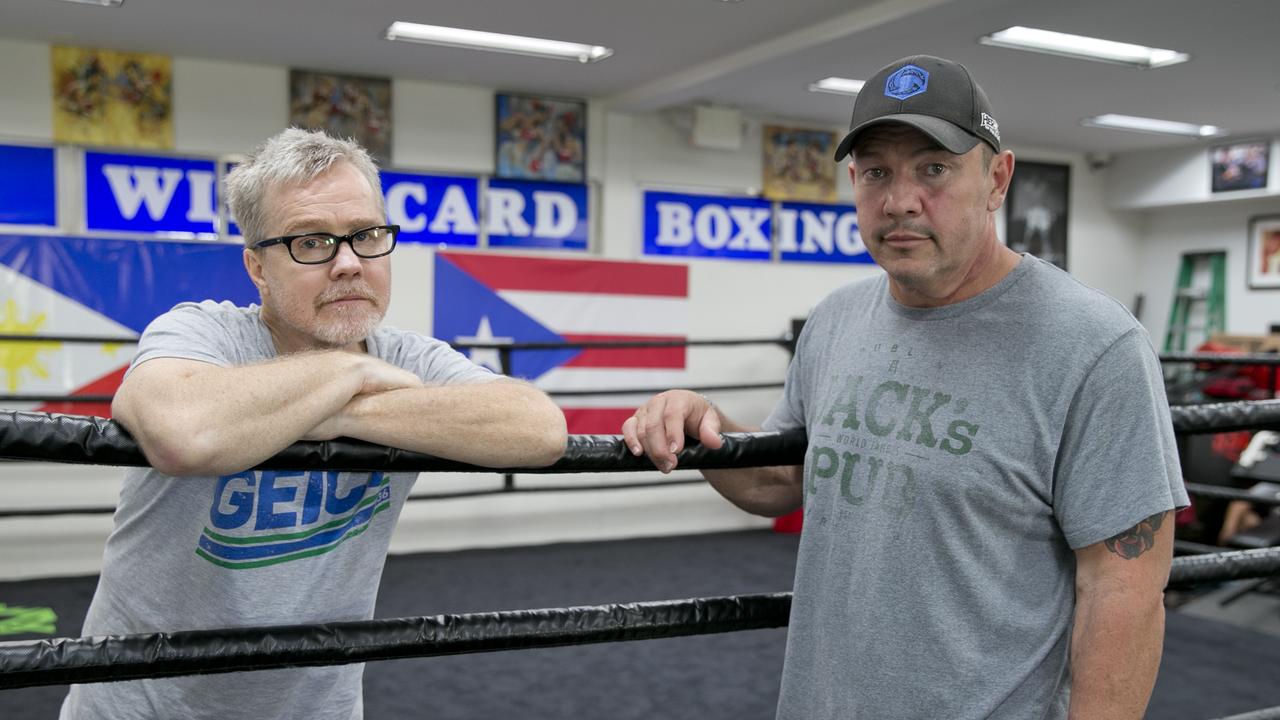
left=874, top=222, right=935, bottom=241
left=315, top=285, right=378, bottom=307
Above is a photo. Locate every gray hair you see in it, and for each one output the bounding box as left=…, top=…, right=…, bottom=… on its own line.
left=225, top=127, right=384, bottom=245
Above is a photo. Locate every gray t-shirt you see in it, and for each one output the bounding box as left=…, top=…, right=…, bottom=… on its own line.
left=62, top=300, right=494, bottom=720
left=763, top=256, right=1187, bottom=720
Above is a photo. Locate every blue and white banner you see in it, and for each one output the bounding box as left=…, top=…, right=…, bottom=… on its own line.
left=84, top=151, right=218, bottom=235
left=381, top=171, right=479, bottom=246
left=0, top=144, right=57, bottom=227
left=486, top=179, right=588, bottom=251
left=776, top=201, right=872, bottom=264
left=642, top=191, right=772, bottom=261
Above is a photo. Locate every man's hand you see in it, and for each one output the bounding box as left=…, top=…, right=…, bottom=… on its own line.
left=304, top=357, right=424, bottom=441
left=621, top=390, right=722, bottom=473
left=354, top=355, right=424, bottom=395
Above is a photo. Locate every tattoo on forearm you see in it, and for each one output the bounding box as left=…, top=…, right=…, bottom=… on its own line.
left=1103, top=512, right=1166, bottom=559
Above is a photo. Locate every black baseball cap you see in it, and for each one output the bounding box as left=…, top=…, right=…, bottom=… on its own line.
left=833, top=54, right=1001, bottom=161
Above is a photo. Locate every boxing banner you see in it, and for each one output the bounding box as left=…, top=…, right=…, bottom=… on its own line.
left=642, top=190, right=772, bottom=261
left=0, top=234, right=257, bottom=417
left=84, top=151, right=219, bottom=236
left=776, top=201, right=872, bottom=264
left=486, top=179, right=588, bottom=251
left=0, top=144, right=57, bottom=228
left=381, top=170, right=479, bottom=247
left=432, top=252, right=687, bottom=434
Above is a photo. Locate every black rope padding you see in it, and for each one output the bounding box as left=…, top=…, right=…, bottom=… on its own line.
left=1169, top=400, right=1280, bottom=434
left=2, top=548, right=1279, bottom=689
left=0, top=593, right=792, bottom=690
left=3, top=401, right=1280, bottom=472
left=1161, top=353, right=1280, bottom=366
left=1165, top=546, right=1280, bottom=590
left=454, top=337, right=792, bottom=350
left=0, top=410, right=807, bottom=473
left=1185, top=482, right=1280, bottom=507
left=1207, top=706, right=1280, bottom=720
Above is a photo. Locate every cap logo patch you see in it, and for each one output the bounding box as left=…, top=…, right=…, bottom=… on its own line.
left=884, top=65, right=928, bottom=100
left=980, top=112, right=1000, bottom=141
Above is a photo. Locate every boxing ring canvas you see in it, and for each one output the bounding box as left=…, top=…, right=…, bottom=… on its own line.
left=1005, top=160, right=1070, bottom=271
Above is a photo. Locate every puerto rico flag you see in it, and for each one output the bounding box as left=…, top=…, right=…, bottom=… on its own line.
left=0, top=234, right=257, bottom=418
left=433, top=252, right=688, bottom=434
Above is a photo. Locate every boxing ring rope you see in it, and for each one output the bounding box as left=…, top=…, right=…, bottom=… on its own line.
left=0, top=549, right=1277, bottom=689
left=1, top=401, right=1280, bottom=694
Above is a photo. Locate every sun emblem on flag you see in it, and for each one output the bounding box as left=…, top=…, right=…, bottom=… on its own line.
left=0, top=300, right=63, bottom=392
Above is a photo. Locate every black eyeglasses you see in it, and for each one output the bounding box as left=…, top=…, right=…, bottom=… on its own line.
left=251, top=225, right=400, bottom=265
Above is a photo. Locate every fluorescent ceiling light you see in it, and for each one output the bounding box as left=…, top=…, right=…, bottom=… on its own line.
left=808, top=77, right=866, bottom=96
left=1082, top=114, right=1223, bottom=138
left=385, top=21, right=613, bottom=63
left=979, top=26, right=1189, bottom=69
left=55, top=0, right=124, bottom=6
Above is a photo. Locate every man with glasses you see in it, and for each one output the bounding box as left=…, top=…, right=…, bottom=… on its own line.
left=61, top=128, right=567, bottom=720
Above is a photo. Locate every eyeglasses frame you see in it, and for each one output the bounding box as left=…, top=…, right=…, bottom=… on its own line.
left=250, top=224, right=401, bottom=265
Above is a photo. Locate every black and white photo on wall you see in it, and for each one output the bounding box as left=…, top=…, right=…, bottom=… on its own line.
left=1005, top=160, right=1069, bottom=271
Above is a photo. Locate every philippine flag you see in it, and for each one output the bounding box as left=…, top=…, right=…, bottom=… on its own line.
left=0, top=234, right=257, bottom=418
left=433, top=252, right=688, bottom=434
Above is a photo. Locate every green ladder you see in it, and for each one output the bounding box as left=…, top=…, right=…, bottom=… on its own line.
left=1164, top=251, right=1226, bottom=352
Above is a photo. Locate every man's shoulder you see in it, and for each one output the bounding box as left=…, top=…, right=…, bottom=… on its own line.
left=142, top=300, right=264, bottom=348
left=1017, top=257, right=1149, bottom=352
left=156, top=299, right=260, bottom=325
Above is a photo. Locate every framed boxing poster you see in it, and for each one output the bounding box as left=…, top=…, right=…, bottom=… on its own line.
left=1005, top=160, right=1069, bottom=271
left=494, top=92, right=586, bottom=182
left=1247, top=214, right=1280, bottom=290
left=289, top=70, right=392, bottom=165
left=1211, top=141, right=1270, bottom=194
left=762, top=125, right=836, bottom=202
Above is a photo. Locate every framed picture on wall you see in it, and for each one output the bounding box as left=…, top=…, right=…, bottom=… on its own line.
left=1005, top=160, right=1070, bottom=271
left=1247, top=214, right=1280, bottom=289
left=289, top=70, right=392, bottom=165
left=761, top=125, right=836, bottom=202
left=1211, top=141, right=1270, bottom=193
left=494, top=92, right=586, bottom=182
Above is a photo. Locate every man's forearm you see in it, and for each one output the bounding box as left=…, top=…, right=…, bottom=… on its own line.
left=1068, top=589, right=1165, bottom=720
left=116, top=353, right=374, bottom=475
left=700, top=411, right=803, bottom=517
left=329, top=380, right=568, bottom=467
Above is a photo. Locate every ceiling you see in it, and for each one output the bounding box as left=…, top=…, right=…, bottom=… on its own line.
left=4, top=0, right=1279, bottom=155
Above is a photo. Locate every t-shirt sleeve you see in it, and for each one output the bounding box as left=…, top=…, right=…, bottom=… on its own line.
left=127, top=303, right=236, bottom=376
left=392, top=332, right=499, bottom=386
left=1053, top=327, right=1189, bottom=549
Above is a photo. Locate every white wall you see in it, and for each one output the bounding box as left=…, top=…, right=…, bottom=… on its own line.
left=0, top=37, right=1147, bottom=579
left=1132, top=197, right=1280, bottom=347
left=1107, top=141, right=1280, bottom=345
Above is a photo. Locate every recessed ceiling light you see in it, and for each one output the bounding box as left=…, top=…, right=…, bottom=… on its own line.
left=979, top=26, right=1189, bottom=69
left=808, top=77, right=866, bottom=96
left=1081, top=114, right=1224, bottom=138
left=54, top=0, right=124, bottom=6
left=385, top=21, right=613, bottom=63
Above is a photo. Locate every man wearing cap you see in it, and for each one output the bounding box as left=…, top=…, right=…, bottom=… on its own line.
left=624, top=55, right=1186, bottom=719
